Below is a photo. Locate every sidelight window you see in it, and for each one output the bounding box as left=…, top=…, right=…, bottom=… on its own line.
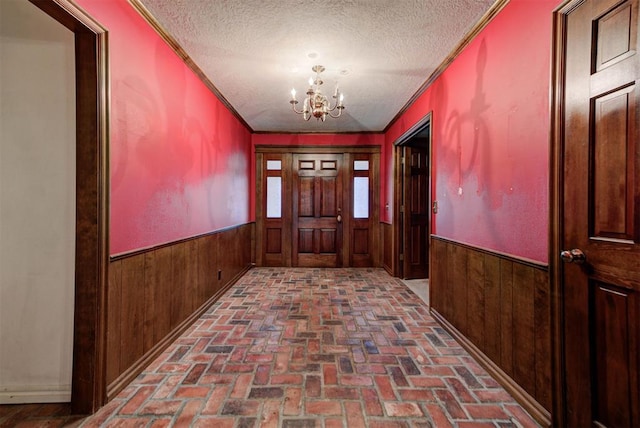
left=266, top=177, right=282, bottom=218
left=353, top=160, right=370, bottom=219
left=266, top=159, right=282, bottom=218
left=354, top=177, right=369, bottom=218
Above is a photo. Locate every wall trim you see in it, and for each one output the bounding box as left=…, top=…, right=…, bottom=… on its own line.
left=254, top=145, right=381, bottom=154
left=393, top=112, right=433, bottom=279
left=383, top=0, right=510, bottom=133
left=28, top=0, right=110, bottom=413
left=393, top=112, right=432, bottom=146
left=253, top=131, right=384, bottom=135
left=431, top=235, right=548, bottom=270
left=382, top=264, right=393, bottom=276
left=106, top=264, right=252, bottom=400
left=548, top=2, right=581, bottom=426
left=127, top=0, right=252, bottom=132
left=0, top=387, right=71, bottom=405
left=432, top=309, right=552, bottom=427
left=382, top=223, right=393, bottom=275
left=131, top=0, right=510, bottom=135
left=110, top=222, right=255, bottom=261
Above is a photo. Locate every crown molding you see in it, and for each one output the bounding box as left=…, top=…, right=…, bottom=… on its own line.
left=383, top=0, right=510, bottom=133
left=128, top=0, right=253, bottom=132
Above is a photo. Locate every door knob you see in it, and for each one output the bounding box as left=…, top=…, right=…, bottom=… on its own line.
left=336, top=214, right=342, bottom=223
left=560, top=249, right=586, bottom=264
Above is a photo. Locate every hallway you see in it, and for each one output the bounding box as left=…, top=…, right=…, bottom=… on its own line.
left=2, top=268, right=538, bottom=427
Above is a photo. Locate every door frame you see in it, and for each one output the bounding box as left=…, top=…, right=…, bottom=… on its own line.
left=255, top=145, right=380, bottom=268
left=28, top=0, right=109, bottom=414
left=549, top=1, right=582, bottom=426
left=392, top=112, right=433, bottom=279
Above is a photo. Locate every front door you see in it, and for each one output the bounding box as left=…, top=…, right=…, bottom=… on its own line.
left=292, top=153, right=344, bottom=267
left=562, top=0, right=640, bottom=425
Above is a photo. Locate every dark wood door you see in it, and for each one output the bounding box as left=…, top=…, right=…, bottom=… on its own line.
left=403, top=145, right=430, bottom=279
left=292, top=153, right=344, bottom=267
left=562, top=0, right=640, bottom=426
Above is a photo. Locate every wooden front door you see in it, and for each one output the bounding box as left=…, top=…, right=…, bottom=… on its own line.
left=561, top=0, right=640, bottom=425
left=402, top=145, right=430, bottom=279
left=292, top=153, right=344, bottom=267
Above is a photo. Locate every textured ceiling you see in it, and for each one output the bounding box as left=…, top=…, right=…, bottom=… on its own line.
left=137, top=0, right=498, bottom=133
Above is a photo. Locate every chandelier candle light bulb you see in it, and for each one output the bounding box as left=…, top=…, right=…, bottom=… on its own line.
left=290, top=65, right=345, bottom=121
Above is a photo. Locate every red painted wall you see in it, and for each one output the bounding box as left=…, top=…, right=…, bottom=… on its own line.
left=75, top=0, right=553, bottom=262
left=75, top=0, right=252, bottom=255
left=250, top=133, right=384, bottom=220
left=385, top=0, right=556, bottom=263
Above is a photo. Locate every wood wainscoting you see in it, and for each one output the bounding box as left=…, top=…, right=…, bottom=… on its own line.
left=105, top=223, right=254, bottom=400
left=430, top=236, right=551, bottom=426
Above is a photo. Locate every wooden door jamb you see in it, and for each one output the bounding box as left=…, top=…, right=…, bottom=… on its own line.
left=549, top=1, right=578, bottom=426
left=28, top=0, right=110, bottom=414
left=392, top=112, right=433, bottom=279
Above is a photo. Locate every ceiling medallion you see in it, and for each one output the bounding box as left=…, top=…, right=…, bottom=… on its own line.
left=290, top=65, right=345, bottom=121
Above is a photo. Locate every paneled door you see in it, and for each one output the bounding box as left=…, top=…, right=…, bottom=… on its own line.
left=561, top=0, right=640, bottom=426
left=292, top=153, right=344, bottom=267
left=402, top=145, right=430, bottom=279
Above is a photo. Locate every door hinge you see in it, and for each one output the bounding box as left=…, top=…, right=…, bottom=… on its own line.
left=399, top=254, right=404, bottom=261
left=401, top=156, right=405, bottom=165
left=400, top=205, right=404, bottom=213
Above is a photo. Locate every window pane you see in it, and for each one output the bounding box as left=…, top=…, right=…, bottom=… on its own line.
left=354, top=160, right=369, bottom=171
left=353, top=177, right=369, bottom=218
left=266, top=176, right=282, bottom=218
left=266, top=160, right=282, bottom=170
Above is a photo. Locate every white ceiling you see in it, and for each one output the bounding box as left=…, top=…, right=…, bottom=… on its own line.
left=136, top=0, right=498, bottom=133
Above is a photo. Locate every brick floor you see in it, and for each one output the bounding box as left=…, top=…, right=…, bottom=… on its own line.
left=0, top=268, right=540, bottom=427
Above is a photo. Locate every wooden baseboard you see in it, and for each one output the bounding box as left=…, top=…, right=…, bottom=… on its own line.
left=106, top=264, right=252, bottom=400
left=431, top=309, right=552, bottom=427
left=0, top=387, right=70, bottom=404
left=382, top=262, right=393, bottom=276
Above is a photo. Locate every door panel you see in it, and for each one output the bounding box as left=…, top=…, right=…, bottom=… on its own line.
left=265, top=228, right=282, bottom=254
left=595, top=1, right=636, bottom=71
left=353, top=228, right=369, bottom=255
left=320, top=176, right=338, bottom=216
left=563, top=0, right=640, bottom=426
left=293, top=153, right=343, bottom=267
left=592, top=282, right=638, bottom=428
left=319, top=229, right=336, bottom=253
left=593, top=85, right=636, bottom=240
left=298, top=177, right=314, bottom=217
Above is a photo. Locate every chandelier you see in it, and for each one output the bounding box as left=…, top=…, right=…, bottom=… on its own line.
left=289, top=65, right=345, bottom=121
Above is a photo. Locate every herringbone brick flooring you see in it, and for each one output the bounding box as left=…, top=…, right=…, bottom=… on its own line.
left=2, top=268, right=540, bottom=427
